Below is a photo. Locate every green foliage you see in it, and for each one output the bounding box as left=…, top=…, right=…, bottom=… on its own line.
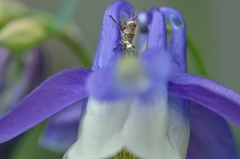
left=10, top=122, right=63, bottom=159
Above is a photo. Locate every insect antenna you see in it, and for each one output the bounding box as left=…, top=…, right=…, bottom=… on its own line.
left=132, top=13, right=139, bottom=21
left=131, top=11, right=135, bottom=21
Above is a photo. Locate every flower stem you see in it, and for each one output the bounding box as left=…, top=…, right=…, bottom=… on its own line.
left=9, top=122, right=62, bottom=159
left=54, top=0, right=81, bottom=29
left=52, top=0, right=94, bottom=67
left=55, top=31, right=93, bottom=67
left=187, top=36, right=208, bottom=76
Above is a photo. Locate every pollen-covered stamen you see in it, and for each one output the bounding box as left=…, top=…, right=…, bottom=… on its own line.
left=113, top=148, right=138, bottom=159
left=115, top=56, right=150, bottom=92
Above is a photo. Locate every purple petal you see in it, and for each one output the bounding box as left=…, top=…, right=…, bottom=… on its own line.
left=139, top=48, right=171, bottom=81
left=87, top=67, right=122, bottom=100
left=160, top=7, right=187, bottom=73
left=26, top=49, right=46, bottom=90
left=0, top=48, right=11, bottom=76
left=92, top=1, right=134, bottom=70
left=168, top=73, right=240, bottom=126
left=187, top=101, right=239, bottom=159
left=0, top=50, right=45, bottom=114
left=0, top=48, right=11, bottom=92
left=40, top=100, right=83, bottom=152
left=88, top=48, right=171, bottom=100
left=0, top=68, right=92, bottom=143
left=146, top=8, right=167, bottom=50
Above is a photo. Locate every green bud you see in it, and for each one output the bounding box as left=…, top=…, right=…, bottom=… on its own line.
left=0, top=17, right=48, bottom=53
left=0, top=1, right=27, bottom=27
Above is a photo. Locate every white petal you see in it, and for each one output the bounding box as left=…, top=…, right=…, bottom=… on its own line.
left=122, top=85, right=182, bottom=159
left=168, top=96, right=190, bottom=158
left=63, top=96, right=131, bottom=159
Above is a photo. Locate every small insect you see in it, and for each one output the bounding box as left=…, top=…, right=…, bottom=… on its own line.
left=113, top=39, right=138, bottom=57
left=109, top=11, right=139, bottom=46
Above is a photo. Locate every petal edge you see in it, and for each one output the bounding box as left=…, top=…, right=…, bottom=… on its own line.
left=169, top=73, right=240, bottom=126
left=0, top=68, right=92, bottom=143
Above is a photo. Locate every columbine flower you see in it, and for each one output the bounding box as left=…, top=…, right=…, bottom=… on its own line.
left=0, top=1, right=240, bottom=159
left=0, top=49, right=45, bottom=115
left=0, top=48, right=45, bottom=158
left=0, top=48, right=11, bottom=92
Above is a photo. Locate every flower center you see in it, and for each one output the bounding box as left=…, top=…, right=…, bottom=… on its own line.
left=113, top=149, right=138, bottom=159
left=115, top=56, right=150, bottom=92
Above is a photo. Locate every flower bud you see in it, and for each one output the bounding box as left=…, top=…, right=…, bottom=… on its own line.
left=0, top=17, right=48, bottom=52
left=0, top=1, right=27, bottom=27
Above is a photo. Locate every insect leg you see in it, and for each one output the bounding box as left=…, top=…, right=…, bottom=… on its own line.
left=113, top=42, right=123, bottom=50
left=109, top=15, right=124, bottom=31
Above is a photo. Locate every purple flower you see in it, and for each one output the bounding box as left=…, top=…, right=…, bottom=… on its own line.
left=0, top=48, right=11, bottom=93
left=0, top=1, right=240, bottom=159
left=0, top=48, right=45, bottom=157
left=0, top=49, right=45, bottom=115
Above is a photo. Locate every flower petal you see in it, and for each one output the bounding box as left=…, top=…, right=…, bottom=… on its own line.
left=87, top=67, right=127, bottom=100
left=168, top=73, right=240, bottom=126
left=139, top=48, right=171, bottom=80
left=160, top=7, right=187, bottom=73
left=64, top=97, right=131, bottom=159
left=0, top=50, right=45, bottom=115
left=187, top=101, right=239, bottom=159
left=40, top=100, right=83, bottom=152
left=92, top=0, right=134, bottom=70
left=0, top=68, right=92, bottom=143
left=88, top=48, right=171, bottom=100
left=146, top=8, right=167, bottom=50
left=123, top=87, right=182, bottom=159
left=0, top=48, right=11, bottom=92
left=159, top=7, right=190, bottom=157
left=168, top=96, right=190, bottom=158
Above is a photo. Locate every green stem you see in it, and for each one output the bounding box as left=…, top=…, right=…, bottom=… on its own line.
left=9, top=122, right=62, bottom=159
left=55, top=31, right=92, bottom=67
left=187, top=36, right=208, bottom=76
left=30, top=11, right=93, bottom=67
left=52, top=0, right=93, bottom=67
left=54, top=0, right=81, bottom=29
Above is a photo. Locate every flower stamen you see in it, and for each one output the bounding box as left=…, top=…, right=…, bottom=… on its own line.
left=113, top=149, right=138, bottom=159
